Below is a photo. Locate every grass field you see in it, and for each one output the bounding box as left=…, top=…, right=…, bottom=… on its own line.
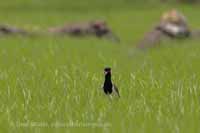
left=0, top=1, right=200, bottom=133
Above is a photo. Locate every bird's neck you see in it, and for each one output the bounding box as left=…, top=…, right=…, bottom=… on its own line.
left=104, top=74, right=112, bottom=84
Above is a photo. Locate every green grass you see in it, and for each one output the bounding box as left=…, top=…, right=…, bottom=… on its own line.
left=0, top=1, right=200, bottom=133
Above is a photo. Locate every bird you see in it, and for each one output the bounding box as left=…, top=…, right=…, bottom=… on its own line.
left=103, top=67, right=120, bottom=97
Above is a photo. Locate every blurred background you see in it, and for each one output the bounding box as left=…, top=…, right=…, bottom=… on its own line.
left=1, top=0, right=200, bottom=133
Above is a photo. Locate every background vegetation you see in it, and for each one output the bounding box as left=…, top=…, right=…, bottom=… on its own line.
left=0, top=0, right=200, bottom=132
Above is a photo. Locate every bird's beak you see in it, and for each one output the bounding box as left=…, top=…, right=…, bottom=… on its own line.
left=104, top=71, right=111, bottom=75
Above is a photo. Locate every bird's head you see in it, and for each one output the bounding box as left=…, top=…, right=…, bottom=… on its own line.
left=91, top=20, right=107, bottom=32
left=104, top=67, right=111, bottom=75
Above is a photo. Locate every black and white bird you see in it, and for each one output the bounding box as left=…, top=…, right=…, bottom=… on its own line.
left=103, top=67, right=120, bottom=97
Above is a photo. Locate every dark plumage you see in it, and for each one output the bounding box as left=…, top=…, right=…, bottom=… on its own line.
left=103, top=67, right=120, bottom=97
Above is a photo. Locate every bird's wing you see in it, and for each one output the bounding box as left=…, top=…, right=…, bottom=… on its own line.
left=191, top=29, right=200, bottom=39
left=113, top=84, right=120, bottom=97
left=104, top=32, right=120, bottom=43
left=137, top=28, right=165, bottom=49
